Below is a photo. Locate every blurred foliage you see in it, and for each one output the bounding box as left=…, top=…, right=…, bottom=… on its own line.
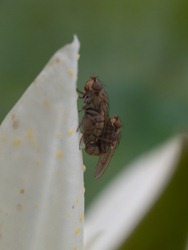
left=0, top=0, right=188, bottom=207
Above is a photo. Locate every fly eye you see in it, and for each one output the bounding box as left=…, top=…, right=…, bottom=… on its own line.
left=115, top=120, right=122, bottom=128
left=112, top=115, right=121, bottom=128
left=92, top=80, right=102, bottom=92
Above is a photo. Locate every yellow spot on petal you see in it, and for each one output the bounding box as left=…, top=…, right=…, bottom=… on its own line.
left=74, top=228, right=80, bottom=235
left=68, top=129, right=74, bottom=135
left=26, top=129, right=33, bottom=139
left=79, top=214, right=84, bottom=222
left=77, top=53, right=80, bottom=60
left=19, top=188, right=25, bottom=194
left=74, top=246, right=78, bottom=250
left=56, top=151, right=64, bottom=158
left=69, top=68, right=75, bottom=76
left=12, top=139, right=21, bottom=146
left=26, top=129, right=37, bottom=148
left=75, top=197, right=79, bottom=205
left=43, top=99, right=51, bottom=108
left=55, top=131, right=62, bottom=138
left=83, top=186, right=86, bottom=194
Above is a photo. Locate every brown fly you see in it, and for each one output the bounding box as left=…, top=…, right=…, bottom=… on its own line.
left=77, top=76, right=109, bottom=156
left=94, top=115, right=122, bottom=179
left=78, top=76, right=122, bottom=179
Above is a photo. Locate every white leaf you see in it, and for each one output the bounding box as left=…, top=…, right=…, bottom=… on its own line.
left=0, top=36, right=84, bottom=250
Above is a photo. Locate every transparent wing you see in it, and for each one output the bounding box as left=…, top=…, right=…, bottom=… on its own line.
left=94, top=145, right=117, bottom=179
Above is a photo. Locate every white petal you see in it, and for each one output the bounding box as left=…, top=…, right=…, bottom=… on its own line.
left=0, top=36, right=84, bottom=250
left=84, top=136, right=184, bottom=250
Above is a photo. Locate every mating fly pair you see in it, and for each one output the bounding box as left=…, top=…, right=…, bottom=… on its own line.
left=77, top=76, right=122, bottom=179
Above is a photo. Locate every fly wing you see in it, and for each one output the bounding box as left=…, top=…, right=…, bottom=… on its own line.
left=94, top=127, right=120, bottom=179
left=94, top=117, right=121, bottom=179
left=94, top=145, right=117, bottom=179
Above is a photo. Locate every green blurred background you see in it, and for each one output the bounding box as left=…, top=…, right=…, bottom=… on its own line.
left=1, top=0, right=188, bottom=208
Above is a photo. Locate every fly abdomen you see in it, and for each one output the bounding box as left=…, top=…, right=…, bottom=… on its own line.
left=84, top=140, right=100, bottom=156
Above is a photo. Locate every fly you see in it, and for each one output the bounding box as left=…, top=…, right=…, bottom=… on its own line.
left=94, top=115, right=122, bottom=179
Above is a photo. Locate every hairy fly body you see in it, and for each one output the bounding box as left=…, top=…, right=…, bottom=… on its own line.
left=78, top=76, right=122, bottom=179
left=78, top=76, right=108, bottom=156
